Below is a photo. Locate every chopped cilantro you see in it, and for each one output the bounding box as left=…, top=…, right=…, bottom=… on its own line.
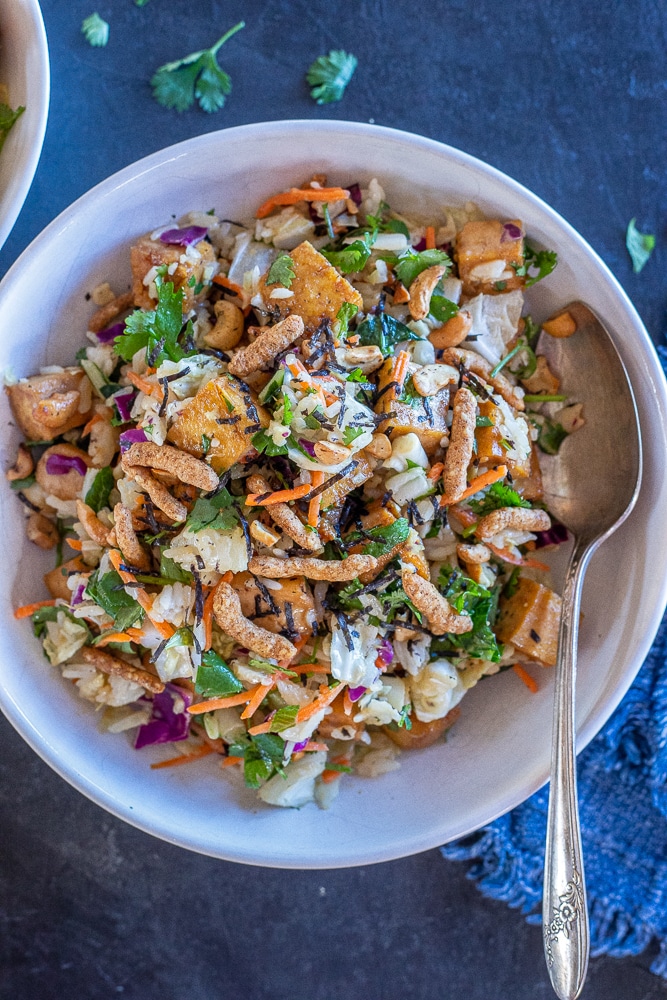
left=195, top=650, right=243, bottom=698
left=251, top=429, right=288, bottom=457
left=85, top=569, right=145, bottom=632
left=434, top=566, right=501, bottom=661
left=306, top=49, right=358, bottom=104
left=429, top=294, right=459, bottom=323
left=159, top=552, right=193, bottom=584
left=382, top=248, right=451, bottom=288
left=512, top=244, right=558, bottom=286
left=266, top=254, right=296, bottom=288
left=114, top=274, right=192, bottom=365
left=269, top=705, right=300, bottom=733
left=84, top=467, right=115, bottom=513
left=342, top=426, right=365, bottom=446
left=336, top=301, right=359, bottom=338
left=81, top=13, right=109, bottom=47
left=476, top=415, right=494, bottom=428
left=626, top=218, right=655, bottom=274
left=9, top=474, right=36, bottom=492
left=151, top=21, right=245, bottom=113
left=322, top=233, right=374, bottom=274
left=536, top=417, right=568, bottom=455
left=201, top=433, right=211, bottom=455
left=359, top=518, right=410, bottom=558
left=31, top=605, right=90, bottom=640
left=468, top=480, right=531, bottom=516
left=185, top=487, right=239, bottom=533
left=228, top=733, right=285, bottom=788
left=355, top=312, right=419, bottom=356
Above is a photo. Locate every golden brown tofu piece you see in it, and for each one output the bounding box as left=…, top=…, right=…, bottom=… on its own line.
left=516, top=444, right=544, bottom=502
left=130, top=236, right=216, bottom=311
left=495, top=577, right=561, bottom=666
left=318, top=454, right=375, bottom=512
left=7, top=368, right=93, bottom=441
left=167, top=374, right=268, bottom=474
left=232, top=571, right=316, bottom=637
left=475, top=399, right=531, bottom=479
left=261, top=241, right=363, bottom=332
left=375, top=359, right=451, bottom=455
left=456, top=220, right=525, bottom=297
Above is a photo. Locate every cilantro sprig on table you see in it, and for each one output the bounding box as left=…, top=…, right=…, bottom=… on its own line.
left=151, top=21, right=245, bottom=113
left=306, top=50, right=358, bottom=105
left=626, top=218, right=655, bottom=274
left=81, top=13, right=109, bottom=47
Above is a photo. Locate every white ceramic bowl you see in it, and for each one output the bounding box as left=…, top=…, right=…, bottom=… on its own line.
left=0, top=0, right=49, bottom=249
left=1, top=121, right=666, bottom=868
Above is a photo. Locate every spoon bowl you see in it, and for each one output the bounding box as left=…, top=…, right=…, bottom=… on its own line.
left=537, top=302, right=642, bottom=1000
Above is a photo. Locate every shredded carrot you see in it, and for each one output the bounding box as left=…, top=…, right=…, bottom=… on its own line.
left=247, top=719, right=273, bottom=736
left=290, top=661, right=330, bottom=674
left=125, top=369, right=163, bottom=400
left=321, top=769, right=342, bottom=784
left=485, top=542, right=550, bottom=571
left=295, top=683, right=342, bottom=724
left=391, top=350, right=410, bottom=401
left=240, top=681, right=275, bottom=720
left=188, top=690, right=254, bottom=715
left=256, top=186, right=350, bottom=219
left=202, top=588, right=216, bottom=651
left=428, top=461, right=444, bottom=482
left=150, top=744, right=216, bottom=769
left=424, top=226, right=436, bottom=250
left=303, top=741, right=328, bottom=752
left=82, top=413, right=104, bottom=437
left=245, top=483, right=312, bottom=506
left=440, top=465, right=508, bottom=507
left=14, top=599, right=57, bottom=619
left=287, top=357, right=309, bottom=378
left=126, top=627, right=145, bottom=642
left=95, top=632, right=133, bottom=647
left=212, top=273, right=244, bottom=297
left=66, top=538, right=83, bottom=551
left=308, top=470, right=325, bottom=528
left=108, top=549, right=175, bottom=640
left=222, top=755, right=244, bottom=767
left=513, top=664, right=539, bottom=694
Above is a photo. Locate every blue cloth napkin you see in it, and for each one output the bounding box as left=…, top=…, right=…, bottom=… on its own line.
left=442, top=607, right=667, bottom=975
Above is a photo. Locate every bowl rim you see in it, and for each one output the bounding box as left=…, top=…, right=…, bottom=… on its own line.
left=2, top=119, right=666, bottom=867
left=0, top=0, right=50, bottom=249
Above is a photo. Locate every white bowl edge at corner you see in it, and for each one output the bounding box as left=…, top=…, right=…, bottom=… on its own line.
left=0, top=0, right=50, bottom=250
left=0, top=120, right=666, bottom=869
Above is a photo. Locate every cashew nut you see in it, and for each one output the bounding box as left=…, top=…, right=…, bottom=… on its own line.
left=26, top=512, right=59, bottom=549
left=429, top=309, right=473, bottom=349
left=408, top=265, right=449, bottom=321
left=6, top=444, right=34, bottom=481
left=204, top=300, right=245, bottom=351
left=411, top=364, right=459, bottom=397
left=313, top=440, right=351, bottom=465
left=364, top=433, right=392, bottom=459
left=336, top=345, right=384, bottom=374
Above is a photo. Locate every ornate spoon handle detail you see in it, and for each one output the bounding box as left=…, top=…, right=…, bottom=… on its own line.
left=543, top=539, right=591, bottom=1000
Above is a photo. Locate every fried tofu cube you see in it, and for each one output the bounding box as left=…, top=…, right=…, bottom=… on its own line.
left=167, top=374, right=268, bottom=474
left=7, top=368, right=93, bottom=440
left=475, top=399, right=532, bottom=479
left=495, top=577, right=561, bottom=666
left=318, top=453, right=375, bottom=512
left=456, top=220, right=525, bottom=297
left=232, top=571, right=316, bottom=637
left=375, top=359, right=451, bottom=455
left=261, top=240, right=363, bottom=332
left=130, top=236, right=217, bottom=311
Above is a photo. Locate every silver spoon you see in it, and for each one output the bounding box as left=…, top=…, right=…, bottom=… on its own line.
left=536, top=302, right=642, bottom=1000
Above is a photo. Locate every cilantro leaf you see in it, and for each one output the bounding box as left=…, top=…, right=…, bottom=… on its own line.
left=336, top=301, right=359, bottom=338
left=345, top=517, right=411, bottom=558
left=159, top=552, right=193, bottom=584
left=434, top=566, right=501, bottom=661
left=322, top=234, right=373, bottom=274
left=151, top=21, right=244, bottom=113
left=429, top=295, right=459, bottom=323
left=468, top=480, right=531, bottom=516
left=186, top=487, right=239, bottom=533
left=229, top=733, right=285, bottom=788
left=84, top=467, right=115, bottom=513
left=266, top=254, right=295, bottom=288
left=342, top=426, right=365, bottom=446
left=536, top=416, right=568, bottom=455
left=512, top=244, right=558, bottom=287
left=355, top=313, right=419, bottom=356
left=626, top=218, right=656, bottom=274
left=195, top=650, right=243, bottom=698
left=0, top=103, right=24, bottom=152
left=9, top=474, right=35, bottom=492
left=31, top=605, right=91, bottom=641
left=382, top=248, right=451, bottom=288
left=306, top=49, right=358, bottom=105
left=85, top=569, right=145, bottom=632
left=114, top=274, right=190, bottom=365
left=81, top=12, right=109, bottom=47
left=251, top=429, right=288, bottom=457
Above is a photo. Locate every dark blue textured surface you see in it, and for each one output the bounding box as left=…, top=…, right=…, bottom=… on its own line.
left=1, top=2, right=666, bottom=998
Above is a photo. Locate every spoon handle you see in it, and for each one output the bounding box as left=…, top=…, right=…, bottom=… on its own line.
left=543, top=539, right=591, bottom=1000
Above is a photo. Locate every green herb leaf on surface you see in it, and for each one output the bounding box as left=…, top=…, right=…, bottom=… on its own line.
left=196, top=650, right=243, bottom=698
left=159, top=552, right=193, bottom=584
left=468, top=480, right=531, bottom=516
left=81, top=13, right=109, bottom=47
left=322, top=235, right=373, bottom=274
left=114, top=275, right=191, bottom=365
left=336, top=301, right=359, bottom=338
left=512, top=244, right=558, bottom=287
left=382, top=248, right=451, bottom=288
left=186, top=487, right=239, bottom=533
left=626, top=218, right=655, bottom=274
left=359, top=518, right=410, bottom=558
left=306, top=49, right=358, bottom=105
left=84, top=467, right=115, bottom=513
left=151, top=21, right=245, bottom=113
left=85, top=569, right=145, bottom=632
left=355, top=312, right=419, bottom=356
left=434, top=566, right=502, bottom=661
left=0, top=103, right=25, bottom=152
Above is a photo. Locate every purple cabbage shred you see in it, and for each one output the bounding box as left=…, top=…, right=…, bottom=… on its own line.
left=135, top=683, right=193, bottom=749
left=500, top=222, right=523, bottom=243
left=298, top=438, right=316, bottom=457
left=159, top=226, right=207, bottom=247
left=45, top=453, right=88, bottom=477
left=534, top=523, right=569, bottom=549
left=347, top=182, right=362, bottom=206
left=348, top=685, right=366, bottom=703
left=96, top=322, right=125, bottom=344
left=119, top=428, right=148, bottom=453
